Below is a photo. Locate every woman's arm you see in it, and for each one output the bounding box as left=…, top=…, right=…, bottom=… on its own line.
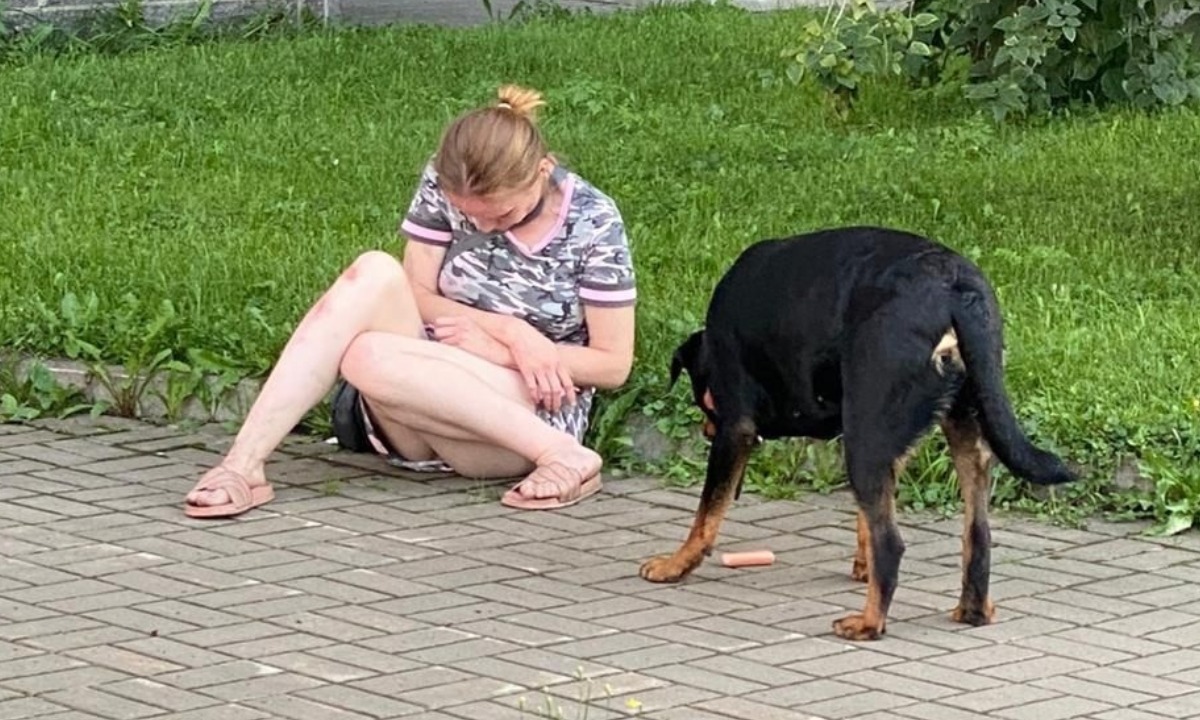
left=403, top=241, right=523, bottom=340
left=554, top=305, right=635, bottom=390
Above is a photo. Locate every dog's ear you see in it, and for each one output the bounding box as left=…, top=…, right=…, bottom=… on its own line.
left=668, top=330, right=705, bottom=390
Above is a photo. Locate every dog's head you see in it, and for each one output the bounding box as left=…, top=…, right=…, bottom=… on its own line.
left=669, top=329, right=718, bottom=439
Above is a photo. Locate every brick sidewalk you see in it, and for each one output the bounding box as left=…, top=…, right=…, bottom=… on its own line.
left=2, top=416, right=1199, bottom=719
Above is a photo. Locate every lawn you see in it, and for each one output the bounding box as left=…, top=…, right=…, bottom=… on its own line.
left=2, top=2, right=1199, bottom=525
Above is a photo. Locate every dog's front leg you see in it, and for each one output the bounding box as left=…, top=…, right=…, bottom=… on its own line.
left=640, top=418, right=756, bottom=583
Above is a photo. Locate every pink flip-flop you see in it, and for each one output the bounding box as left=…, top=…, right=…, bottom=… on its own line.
left=501, top=462, right=602, bottom=510
left=184, top=467, right=275, bottom=519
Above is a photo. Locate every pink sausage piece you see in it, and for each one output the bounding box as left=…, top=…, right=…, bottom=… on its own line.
left=720, top=550, right=776, bottom=568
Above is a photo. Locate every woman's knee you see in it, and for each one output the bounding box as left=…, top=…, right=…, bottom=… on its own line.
left=340, top=250, right=408, bottom=292
left=341, top=332, right=392, bottom=391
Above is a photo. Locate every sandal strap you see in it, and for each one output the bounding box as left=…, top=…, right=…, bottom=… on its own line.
left=522, top=462, right=586, bottom=500
left=190, top=468, right=253, bottom=507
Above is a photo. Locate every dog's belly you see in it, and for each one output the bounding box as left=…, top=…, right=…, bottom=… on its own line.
left=760, top=408, right=843, bottom=441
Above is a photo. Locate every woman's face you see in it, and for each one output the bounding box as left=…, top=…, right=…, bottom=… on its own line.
left=446, top=160, right=551, bottom=234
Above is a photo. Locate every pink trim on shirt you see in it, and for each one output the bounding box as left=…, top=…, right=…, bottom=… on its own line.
left=401, top=218, right=452, bottom=244
left=506, top=173, right=577, bottom=257
left=580, top=287, right=637, bottom=304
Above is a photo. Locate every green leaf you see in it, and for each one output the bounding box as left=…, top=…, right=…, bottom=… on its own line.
left=912, top=12, right=940, bottom=28
left=1154, top=512, right=1195, bottom=536
left=909, top=40, right=934, bottom=57
left=819, top=53, right=839, bottom=69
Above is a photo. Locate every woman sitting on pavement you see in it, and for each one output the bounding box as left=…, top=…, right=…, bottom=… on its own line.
left=183, top=83, right=637, bottom=517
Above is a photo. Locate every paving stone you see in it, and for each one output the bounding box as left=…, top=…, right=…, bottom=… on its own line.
left=1133, top=692, right=1200, bottom=718
left=883, top=660, right=1008, bottom=692
left=449, top=656, right=573, bottom=689
left=0, top=697, right=73, bottom=720
left=404, top=637, right=522, bottom=665
left=643, top=663, right=766, bottom=695
left=242, top=694, right=375, bottom=720
left=9, top=415, right=1200, bottom=720
left=114, top=638, right=231, bottom=670
left=1147, top=621, right=1200, bottom=649
left=407, top=600, right=525, bottom=626
left=295, top=685, right=421, bottom=718
left=1091, top=710, right=1187, bottom=720
left=66, top=645, right=186, bottom=676
left=0, top=615, right=103, bottom=642
left=784, top=648, right=903, bottom=677
left=24, top=624, right=143, bottom=652
left=1094, top=610, right=1199, bottom=638
left=1053, top=627, right=1179, bottom=657
left=994, top=695, right=1115, bottom=720
left=752, top=677, right=863, bottom=707
left=796, top=689, right=919, bottom=719
left=92, top=679, right=209, bottom=715
left=1030, top=676, right=1160, bottom=708
left=41, top=687, right=162, bottom=719
left=1072, top=667, right=1198, bottom=698
left=593, top=642, right=714, bottom=672
left=699, top=694, right=839, bottom=719
left=980, top=655, right=1097, bottom=682
left=196, top=672, right=324, bottom=702
left=401, top=676, right=517, bottom=710
left=640, top=623, right=759, bottom=653
left=307, top=644, right=422, bottom=675
left=1013, top=634, right=1136, bottom=665
left=1111, top=649, right=1200, bottom=677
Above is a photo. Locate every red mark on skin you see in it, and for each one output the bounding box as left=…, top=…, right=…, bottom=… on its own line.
left=310, top=297, right=329, bottom=318
left=342, top=264, right=360, bottom=282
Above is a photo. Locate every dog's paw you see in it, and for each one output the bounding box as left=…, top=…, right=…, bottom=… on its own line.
left=850, top=559, right=869, bottom=583
left=639, top=554, right=698, bottom=583
left=833, top=614, right=885, bottom=641
left=951, top=600, right=996, bottom=626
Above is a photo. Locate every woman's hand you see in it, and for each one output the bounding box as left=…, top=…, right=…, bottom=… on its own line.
left=499, top=319, right=577, bottom=414
left=430, top=316, right=513, bottom=369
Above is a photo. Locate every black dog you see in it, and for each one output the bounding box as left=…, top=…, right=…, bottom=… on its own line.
left=640, top=226, right=1075, bottom=641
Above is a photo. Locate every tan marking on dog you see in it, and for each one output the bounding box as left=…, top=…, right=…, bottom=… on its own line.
left=932, top=329, right=961, bottom=375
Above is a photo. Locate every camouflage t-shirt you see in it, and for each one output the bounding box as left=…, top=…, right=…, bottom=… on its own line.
left=399, top=161, right=637, bottom=443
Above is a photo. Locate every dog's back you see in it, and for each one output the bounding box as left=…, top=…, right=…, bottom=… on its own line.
left=699, top=227, right=966, bottom=437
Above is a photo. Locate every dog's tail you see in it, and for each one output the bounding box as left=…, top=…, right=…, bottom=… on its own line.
left=950, top=274, right=1075, bottom=486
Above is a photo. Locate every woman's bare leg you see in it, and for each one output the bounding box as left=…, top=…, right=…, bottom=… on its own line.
left=187, top=249, right=599, bottom=509
left=344, top=332, right=599, bottom=495
left=185, top=251, right=424, bottom=509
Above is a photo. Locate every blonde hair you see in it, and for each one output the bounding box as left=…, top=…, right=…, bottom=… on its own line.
left=433, top=84, right=549, bottom=198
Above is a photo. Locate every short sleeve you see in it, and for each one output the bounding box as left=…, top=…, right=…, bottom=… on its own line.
left=399, top=162, right=453, bottom=246
left=579, top=213, right=637, bottom=308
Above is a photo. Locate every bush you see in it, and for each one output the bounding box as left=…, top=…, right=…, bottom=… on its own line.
left=786, top=0, right=1200, bottom=120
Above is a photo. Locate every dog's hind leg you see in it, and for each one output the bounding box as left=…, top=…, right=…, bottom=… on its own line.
left=834, top=446, right=907, bottom=641
left=640, top=416, right=756, bottom=583
left=942, top=407, right=997, bottom=626
left=834, top=322, right=947, bottom=641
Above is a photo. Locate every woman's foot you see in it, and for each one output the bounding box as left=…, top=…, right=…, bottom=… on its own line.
left=184, top=464, right=274, bottom=519
left=501, top=445, right=602, bottom=510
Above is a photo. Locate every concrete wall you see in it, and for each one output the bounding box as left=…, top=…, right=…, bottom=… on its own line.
left=1, top=0, right=783, bottom=31
left=2, top=0, right=284, bottom=29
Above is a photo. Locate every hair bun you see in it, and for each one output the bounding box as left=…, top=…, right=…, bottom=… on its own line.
left=496, top=84, right=545, bottom=121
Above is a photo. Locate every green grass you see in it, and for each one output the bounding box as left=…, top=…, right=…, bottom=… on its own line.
left=2, top=2, right=1199, bottom=527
